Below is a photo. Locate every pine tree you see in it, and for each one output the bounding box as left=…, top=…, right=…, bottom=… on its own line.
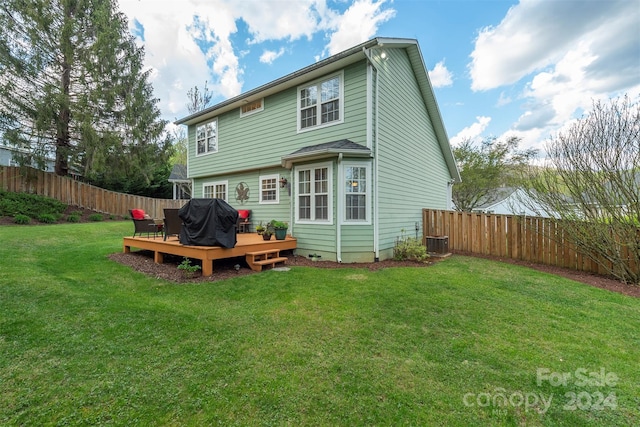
left=0, top=0, right=172, bottom=185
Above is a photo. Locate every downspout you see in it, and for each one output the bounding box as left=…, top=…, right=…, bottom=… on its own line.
left=288, top=169, right=294, bottom=238
left=363, top=47, right=381, bottom=261
left=336, top=153, right=343, bottom=262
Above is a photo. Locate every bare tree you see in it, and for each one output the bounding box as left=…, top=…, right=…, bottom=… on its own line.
left=520, top=95, right=639, bottom=284
left=186, top=81, right=213, bottom=114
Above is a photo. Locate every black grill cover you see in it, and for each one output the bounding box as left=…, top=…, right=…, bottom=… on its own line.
left=178, top=198, right=238, bottom=248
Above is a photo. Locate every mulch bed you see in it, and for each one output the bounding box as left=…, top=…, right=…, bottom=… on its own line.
left=108, top=249, right=639, bottom=298
left=107, top=250, right=435, bottom=284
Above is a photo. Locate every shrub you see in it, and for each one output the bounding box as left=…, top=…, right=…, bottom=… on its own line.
left=393, top=230, right=429, bottom=262
left=88, top=213, right=103, bottom=222
left=38, top=213, right=58, bottom=224
left=13, top=214, right=30, bottom=225
left=177, top=258, right=201, bottom=278
left=66, top=214, right=81, bottom=223
left=0, top=190, right=66, bottom=218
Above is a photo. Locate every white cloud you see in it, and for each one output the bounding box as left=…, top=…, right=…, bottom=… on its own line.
left=429, top=60, right=453, bottom=88
left=259, top=48, right=286, bottom=65
left=118, top=0, right=240, bottom=116
left=468, top=0, right=639, bottom=151
left=117, top=0, right=396, bottom=122
left=496, top=92, right=511, bottom=107
left=324, top=0, right=396, bottom=56
left=450, top=116, right=492, bottom=146
left=236, top=0, right=331, bottom=44
left=469, top=0, right=636, bottom=91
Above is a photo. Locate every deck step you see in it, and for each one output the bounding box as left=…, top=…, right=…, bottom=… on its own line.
left=252, top=257, right=288, bottom=266
left=245, top=249, right=286, bottom=272
left=246, top=249, right=281, bottom=257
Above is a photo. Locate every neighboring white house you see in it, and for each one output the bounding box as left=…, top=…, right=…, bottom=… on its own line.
left=0, top=144, right=55, bottom=172
left=168, top=164, right=191, bottom=200
left=473, top=187, right=550, bottom=217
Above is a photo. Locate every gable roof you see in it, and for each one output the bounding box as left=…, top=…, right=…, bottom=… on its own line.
left=175, top=37, right=460, bottom=182
left=168, top=164, right=189, bottom=182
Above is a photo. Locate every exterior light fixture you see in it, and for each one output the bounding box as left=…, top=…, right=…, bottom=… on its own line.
left=279, top=177, right=288, bottom=188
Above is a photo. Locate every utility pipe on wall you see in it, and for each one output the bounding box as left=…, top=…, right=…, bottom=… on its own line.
left=336, top=153, right=343, bottom=263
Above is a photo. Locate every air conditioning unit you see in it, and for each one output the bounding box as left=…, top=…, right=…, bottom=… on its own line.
left=426, top=236, right=449, bottom=254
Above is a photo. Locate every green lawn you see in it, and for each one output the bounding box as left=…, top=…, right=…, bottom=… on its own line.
left=1, top=222, right=638, bottom=426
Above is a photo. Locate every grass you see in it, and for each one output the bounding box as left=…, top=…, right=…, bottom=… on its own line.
left=0, top=222, right=638, bottom=426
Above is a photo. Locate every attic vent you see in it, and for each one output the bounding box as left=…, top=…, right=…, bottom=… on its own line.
left=240, top=99, right=264, bottom=117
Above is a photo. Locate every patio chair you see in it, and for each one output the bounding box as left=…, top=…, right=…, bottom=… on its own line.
left=163, top=208, right=183, bottom=241
left=237, top=209, right=252, bottom=233
left=129, top=209, right=163, bottom=238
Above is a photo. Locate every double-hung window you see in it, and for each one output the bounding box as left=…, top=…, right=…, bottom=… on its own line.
left=296, top=163, right=332, bottom=223
left=260, top=174, right=279, bottom=204
left=298, top=72, right=343, bottom=132
left=344, top=164, right=370, bottom=223
left=196, top=119, right=218, bottom=155
left=203, top=180, right=227, bottom=201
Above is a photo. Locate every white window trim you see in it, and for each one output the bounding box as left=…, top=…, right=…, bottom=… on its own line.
left=239, top=98, right=264, bottom=118
left=195, top=118, right=218, bottom=157
left=259, top=173, right=279, bottom=204
left=202, top=180, right=228, bottom=202
left=296, top=71, right=344, bottom=134
left=341, top=162, right=371, bottom=225
left=294, top=161, right=333, bottom=225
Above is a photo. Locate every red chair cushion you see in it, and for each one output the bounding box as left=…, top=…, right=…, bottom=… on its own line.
left=238, top=210, right=250, bottom=219
left=131, top=209, right=146, bottom=220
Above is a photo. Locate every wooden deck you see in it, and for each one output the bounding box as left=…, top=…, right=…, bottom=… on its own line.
left=123, top=233, right=297, bottom=276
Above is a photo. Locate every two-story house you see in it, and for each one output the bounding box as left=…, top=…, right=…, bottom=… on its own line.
left=175, top=37, right=460, bottom=263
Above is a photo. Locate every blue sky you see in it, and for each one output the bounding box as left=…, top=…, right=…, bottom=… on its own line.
left=119, top=0, right=639, bottom=153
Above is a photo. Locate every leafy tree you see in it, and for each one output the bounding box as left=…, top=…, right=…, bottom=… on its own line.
left=519, top=95, right=639, bottom=284
left=170, top=127, right=188, bottom=166
left=0, top=0, right=173, bottom=194
left=452, top=136, right=537, bottom=211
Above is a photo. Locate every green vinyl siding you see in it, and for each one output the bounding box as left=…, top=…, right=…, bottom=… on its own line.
left=192, top=168, right=291, bottom=227
left=375, top=48, right=451, bottom=252
left=183, top=45, right=454, bottom=262
left=187, top=61, right=369, bottom=179
left=340, top=225, right=375, bottom=262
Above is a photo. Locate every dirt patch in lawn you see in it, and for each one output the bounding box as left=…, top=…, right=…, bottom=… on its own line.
left=108, top=249, right=638, bottom=298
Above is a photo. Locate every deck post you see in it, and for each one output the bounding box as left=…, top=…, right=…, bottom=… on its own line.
left=202, top=260, right=213, bottom=276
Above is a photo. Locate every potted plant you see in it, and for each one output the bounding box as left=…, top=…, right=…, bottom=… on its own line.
left=262, top=228, right=273, bottom=240
left=272, top=220, right=288, bottom=240
left=256, top=222, right=265, bottom=235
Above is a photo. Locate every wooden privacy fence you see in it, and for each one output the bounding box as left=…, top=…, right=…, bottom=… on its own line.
left=1, top=166, right=186, bottom=219
left=422, top=209, right=637, bottom=276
